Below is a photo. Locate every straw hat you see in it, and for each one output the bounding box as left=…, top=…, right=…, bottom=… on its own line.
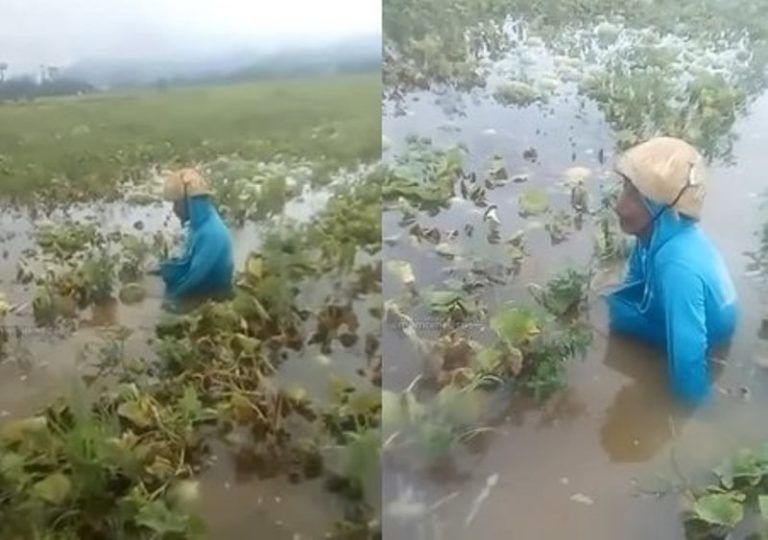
left=615, top=137, right=707, bottom=219
left=163, top=168, right=212, bottom=201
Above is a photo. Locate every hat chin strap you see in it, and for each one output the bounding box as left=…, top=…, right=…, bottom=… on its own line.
left=650, top=161, right=696, bottom=223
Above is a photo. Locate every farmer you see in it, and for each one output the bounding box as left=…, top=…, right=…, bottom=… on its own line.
left=159, top=168, right=234, bottom=309
left=607, top=136, right=738, bottom=407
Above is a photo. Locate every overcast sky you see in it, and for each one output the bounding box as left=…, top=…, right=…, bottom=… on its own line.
left=1, top=0, right=380, bottom=74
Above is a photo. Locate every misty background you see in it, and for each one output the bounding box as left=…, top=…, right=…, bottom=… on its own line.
left=0, top=0, right=380, bottom=96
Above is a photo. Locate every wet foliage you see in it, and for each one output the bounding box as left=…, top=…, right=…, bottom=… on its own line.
left=22, top=223, right=160, bottom=326
left=0, top=71, right=383, bottom=538
left=1, top=161, right=382, bottom=538
left=383, top=137, right=465, bottom=212
left=684, top=445, right=768, bottom=539
left=384, top=0, right=768, bottom=159
left=381, top=130, right=622, bottom=479
left=383, top=0, right=511, bottom=93
left=204, top=157, right=315, bottom=226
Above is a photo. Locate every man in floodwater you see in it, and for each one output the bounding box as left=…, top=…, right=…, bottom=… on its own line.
left=607, top=137, right=739, bottom=407
left=159, top=168, right=234, bottom=310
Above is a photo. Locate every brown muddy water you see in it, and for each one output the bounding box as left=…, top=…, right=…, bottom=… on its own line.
left=381, top=85, right=768, bottom=539
left=0, top=179, right=364, bottom=539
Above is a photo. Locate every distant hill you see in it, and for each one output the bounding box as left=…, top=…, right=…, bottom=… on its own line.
left=62, top=35, right=380, bottom=89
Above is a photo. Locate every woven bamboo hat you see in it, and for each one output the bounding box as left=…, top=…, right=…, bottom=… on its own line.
left=162, top=168, right=212, bottom=202
left=615, top=137, right=707, bottom=219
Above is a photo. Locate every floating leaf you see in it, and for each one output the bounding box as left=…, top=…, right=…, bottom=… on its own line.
left=33, top=473, right=71, bottom=505
left=545, top=210, right=572, bottom=244
left=693, top=493, right=744, bottom=527
left=429, top=290, right=471, bottom=315
left=387, top=260, right=416, bottom=285
left=483, top=206, right=501, bottom=227
left=436, top=242, right=460, bottom=258
left=714, top=448, right=767, bottom=489
left=564, top=166, right=591, bottom=185
left=518, top=189, right=550, bottom=217
left=487, top=155, right=509, bottom=181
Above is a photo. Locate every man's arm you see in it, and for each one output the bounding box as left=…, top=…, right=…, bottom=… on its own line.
left=661, top=263, right=709, bottom=406
left=165, top=232, right=223, bottom=299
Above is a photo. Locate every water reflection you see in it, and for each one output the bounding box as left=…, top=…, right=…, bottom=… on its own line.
left=599, top=335, right=678, bottom=463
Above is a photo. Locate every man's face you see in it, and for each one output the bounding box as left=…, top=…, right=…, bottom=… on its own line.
left=615, top=178, right=652, bottom=236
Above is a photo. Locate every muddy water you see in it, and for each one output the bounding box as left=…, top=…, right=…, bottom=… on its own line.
left=382, top=83, right=768, bottom=538
left=0, top=176, right=369, bottom=538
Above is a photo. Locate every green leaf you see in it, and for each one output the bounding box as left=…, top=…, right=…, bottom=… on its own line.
left=428, top=290, right=468, bottom=315
left=348, top=389, right=382, bottom=416
left=117, top=400, right=154, bottom=428
left=245, top=254, right=263, bottom=280
left=136, top=499, right=191, bottom=535
left=518, top=188, right=550, bottom=217
left=33, top=473, right=72, bottom=505
left=414, top=422, right=457, bottom=460
left=714, top=449, right=767, bottom=489
left=693, top=493, right=744, bottom=527
left=490, top=307, right=540, bottom=347
left=179, top=386, right=203, bottom=421
left=335, top=428, right=381, bottom=503
left=474, top=347, right=503, bottom=371
left=488, top=155, right=509, bottom=180
left=434, top=385, right=484, bottom=426
left=435, top=242, right=460, bottom=258
left=387, top=260, right=416, bottom=285
left=0, top=453, right=25, bottom=482
left=1, top=416, right=48, bottom=444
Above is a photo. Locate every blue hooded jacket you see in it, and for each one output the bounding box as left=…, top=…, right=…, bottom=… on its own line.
left=606, top=197, right=738, bottom=406
left=160, top=195, right=234, bottom=302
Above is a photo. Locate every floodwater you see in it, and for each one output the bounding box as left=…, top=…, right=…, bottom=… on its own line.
left=381, top=66, right=768, bottom=540
left=0, top=172, right=374, bottom=539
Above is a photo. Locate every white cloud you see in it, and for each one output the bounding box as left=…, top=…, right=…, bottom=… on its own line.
left=0, top=0, right=380, bottom=73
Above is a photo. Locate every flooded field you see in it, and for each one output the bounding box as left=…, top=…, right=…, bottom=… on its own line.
left=382, top=2, right=768, bottom=539
left=0, top=75, right=381, bottom=539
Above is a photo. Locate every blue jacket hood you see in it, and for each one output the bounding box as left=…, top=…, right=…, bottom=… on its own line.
left=184, top=195, right=216, bottom=230
left=641, top=196, right=697, bottom=256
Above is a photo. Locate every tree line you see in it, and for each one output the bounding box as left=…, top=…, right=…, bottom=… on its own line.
left=0, top=63, right=95, bottom=103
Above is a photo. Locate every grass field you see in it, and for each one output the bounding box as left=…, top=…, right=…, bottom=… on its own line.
left=0, top=73, right=381, bottom=200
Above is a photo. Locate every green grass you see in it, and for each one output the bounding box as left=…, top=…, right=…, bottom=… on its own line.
left=0, top=73, right=381, bottom=200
